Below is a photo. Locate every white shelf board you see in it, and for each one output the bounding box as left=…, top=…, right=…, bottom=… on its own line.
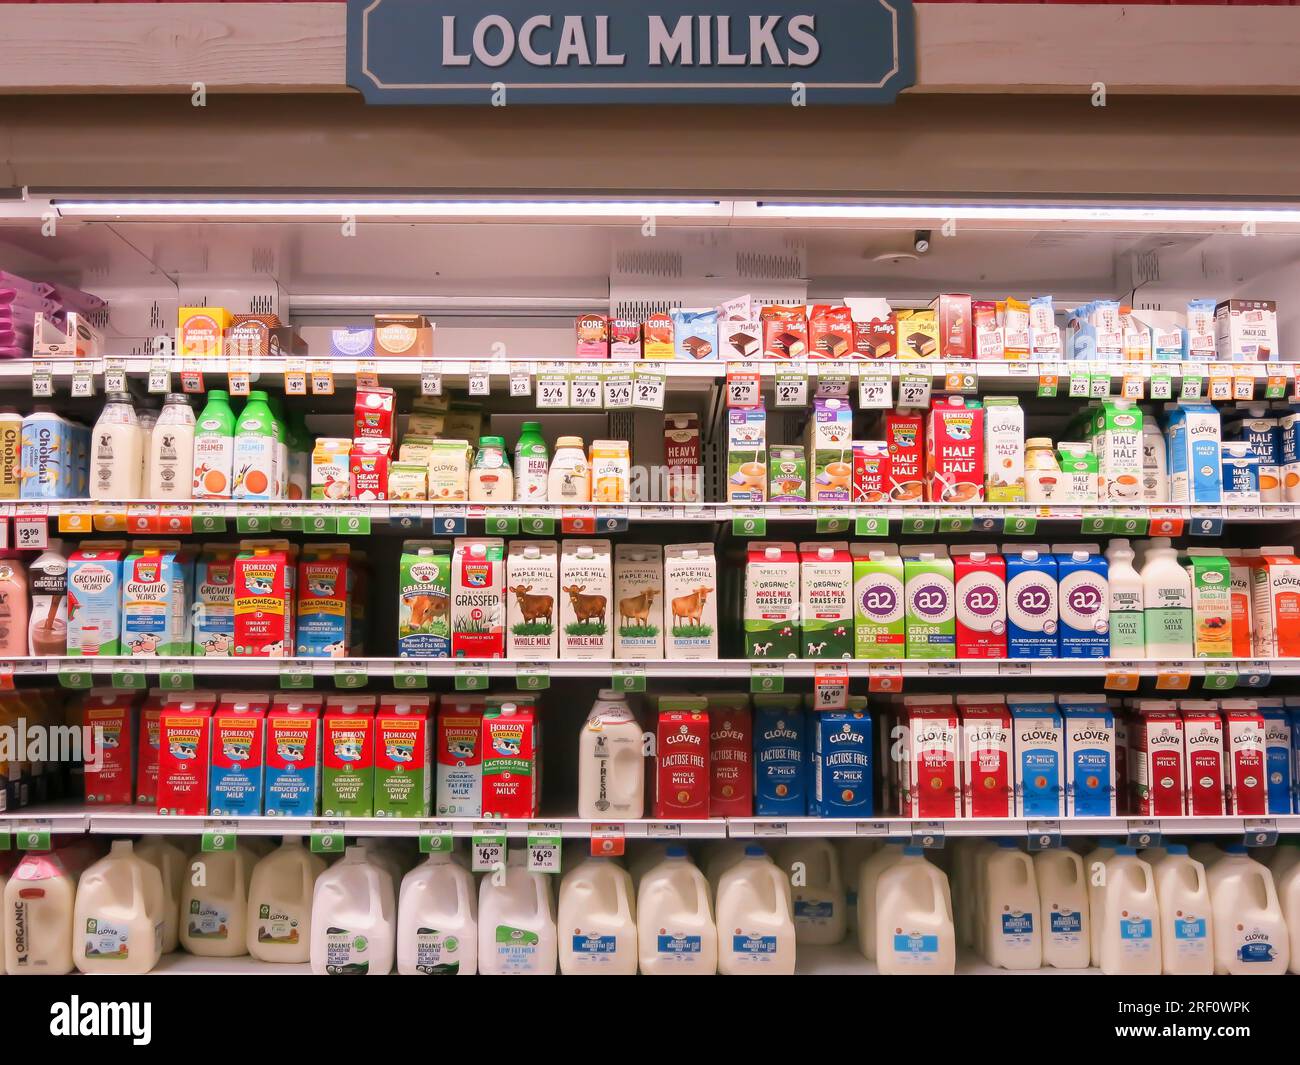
left=726, top=815, right=1300, bottom=840
left=149, top=952, right=310, bottom=976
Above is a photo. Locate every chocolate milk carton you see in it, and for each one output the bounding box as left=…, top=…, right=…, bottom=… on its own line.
left=952, top=548, right=1007, bottom=659
left=664, top=543, right=718, bottom=660
left=506, top=540, right=559, bottom=660
left=1009, top=696, right=1064, bottom=818
left=374, top=694, right=432, bottom=818
left=1053, top=543, right=1109, bottom=658
left=559, top=539, right=613, bottom=660
left=799, top=541, right=852, bottom=659
left=1222, top=698, right=1267, bottom=816
left=957, top=695, right=1012, bottom=817
left=614, top=544, right=664, bottom=660
left=903, top=547, right=955, bottom=659
left=1004, top=545, right=1058, bottom=659
left=1060, top=695, right=1115, bottom=816
left=436, top=696, right=484, bottom=817
left=851, top=543, right=905, bottom=660
left=1182, top=699, right=1225, bottom=816
left=451, top=537, right=505, bottom=658
left=321, top=694, right=377, bottom=817
left=264, top=693, right=322, bottom=817
left=745, top=542, right=799, bottom=660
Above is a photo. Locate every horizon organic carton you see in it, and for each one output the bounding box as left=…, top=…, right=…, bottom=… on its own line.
left=232, top=540, right=297, bottom=657
left=264, top=693, right=323, bottom=817
left=375, top=694, right=432, bottom=818
left=208, top=696, right=266, bottom=816
left=481, top=702, right=539, bottom=819
left=81, top=689, right=135, bottom=804
left=883, top=411, right=924, bottom=502
left=157, top=701, right=213, bottom=816
left=436, top=696, right=484, bottom=817
left=925, top=395, right=984, bottom=503
left=322, top=694, right=376, bottom=817
left=451, top=538, right=505, bottom=658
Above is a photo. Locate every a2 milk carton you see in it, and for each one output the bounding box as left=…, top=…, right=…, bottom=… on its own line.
left=374, top=694, right=432, bottom=818
left=436, top=696, right=484, bottom=817
left=952, top=547, right=1006, bottom=659
left=900, top=696, right=959, bottom=818
left=451, top=538, right=505, bottom=658
left=851, top=543, right=905, bottom=659
left=957, top=695, right=1012, bottom=817
left=811, top=710, right=873, bottom=817
left=208, top=694, right=267, bottom=816
left=745, top=542, right=799, bottom=660
left=1053, top=543, right=1109, bottom=658
left=1060, top=695, right=1115, bottom=816
left=753, top=696, right=806, bottom=816
left=614, top=544, right=664, bottom=660
left=264, top=693, right=323, bottom=817
left=903, top=546, right=955, bottom=659
left=1182, top=699, right=1226, bottom=816
left=67, top=541, right=128, bottom=656
left=1008, top=696, right=1064, bottom=818
left=1004, top=545, right=1058, bottom=659
left=321, top=694, right=377, bottom=817
left=560, top=539, right=613, bottom=660
left=799, top=542, right=852, bottom=659
left=157, top=700, right=213, bottom=816
left=664, top=543, right=718, bottom=660
left=1222, top=698, right=1267, bottom=816
left=507, top=540, right=559, bottom=660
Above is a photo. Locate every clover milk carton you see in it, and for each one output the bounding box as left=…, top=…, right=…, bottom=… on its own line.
left=1260, top=700, right=1293, bottom=815
left=744, top=541, right=799, bottom=659
left=1223, top=699, right=1267, bottom=816
left=901, top=696, right=960, bottom=818
left=957, top=695, right=1012, bottom=817
left=1181, top=699, right=1225, bottom=816
left=655, top=696, right=710, bottom=819
left=1248, top=546, right=1300, bottom=658
left=507, top=540, right=559, bottom=660
left=1009, top=696, right=1064, bottom=818
left=984, top=396, right=1025, bottom=502
left=799, top=541, right=852, bottom=659
left=436, top=696, right=484, bottom=816
left=753, top=695, right=807, bottom=816
left=264, top=693, right=323, bottom=817
left=851, top=543, right=905, bottom=659
left=560, top=538, right=613, bottom=660
left=321, top=694, right=377, bottom=817
left=1167, top=402, right=1222, bottom=503
left=1060, top=695, right=1115, bottom=816
left=374, top=694, right=432, bottom=818
left=614, top=544, right=663, bottom=660
left=1132, top=700, right=1185, bottom=817
left=664, top=543, right=718, bottom=660
left=811, top=711, right=873, bottom=817
left=903, top=547, right=955, bottom=659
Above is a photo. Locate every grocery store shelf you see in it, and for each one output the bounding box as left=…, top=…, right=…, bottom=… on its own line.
left=727, top=815, right=1298, bottom=841
left=150, top=953, right=309, bottom=976
left=794, top=943, right=1098, bottom=976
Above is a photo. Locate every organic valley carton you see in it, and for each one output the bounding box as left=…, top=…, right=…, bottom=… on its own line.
left=1182, top=549, right=1232, bottom=658
left=436, top=697, right=484, bottom=816
left=374, top=694, right=432, bottom=818
left=232, top=540, right=297, bottom=657
left=745, top=542, right=799, bottom=659
left=67, top=541, right=128, bottom=656
left=1222, top=699, right=1267, bottom=816
left=560, top=538, right=614, bottom=660
left=1008, top=696, right=1064, bottom=818
left=192, top=545, right=237, bottom=656
left=157, top=702, right=213, bottom=816
left=451, top=537, right=505, bottom=658
left=1181, top=699, right=1225, bottom=816
left=727, top=407, right=767, bottom=503
left=806, top=398, right=854, bottom=503
left=851, top=544, right=905, bottom=660
left=903, top=547, right=955, bottom=659
left=664, top=543, right=718, bottom=660
left=798, top=541, right=852, bottom=659
left=507, top=540, right=559, bottom=660
left=956, top=695, right=1012, bottom=817
left=655, top=697, right=710, bottom=819
left=983, top=396, right=1025, bottom=501
left=321, top=694, right=377, bottom=818
left=1060, top=695, right=1115, bottom=817
left=264, top=693, right=323, bottom=817
left=925, top=394, right=984, bottom=503
left=1091, top=400, right=1143, bottom=502
left=952, top=548, right=1006, bottom=659
left=481, top=703, right=539, bottom=819
left=398, top=539, right=451, bottom=658
left=81, top=690, right=135, bottom=804
left=208, top=697, right=266, bottom=816
left=1248, top=546, right=1300, bottom=658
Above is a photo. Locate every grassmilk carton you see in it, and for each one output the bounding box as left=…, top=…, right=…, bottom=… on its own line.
left=451, top=537, right=505, bottom=658
left=1060, top=695, right=1115, bottom=816
left=1167, top=402, right=1222, bottom=503
left=398, top=539, right=451, bottom=658
left=1248, top=546, right=1300, bottom=658
left=614, top=544, right=663, bottom=660
left=321, top=694, right=377, bottom=817
left=664, top=543, right=718, bottom=660
left=1181, top=699, right=1225, bottom=816
left=901, top=697, right=960, bottom=818
left=120, top=543, right=194, bottom=657
left=806, top=398, right=854, bottom=503
left=925, top=394, right=984, bottom=503
left=192, top=545, right=237, bottom=656
left=799, top=541, right=852, bottom=659
left=208, top=696, right=266, bottom=816
left=952, top=548, right=1006, bottom=659
left=296, top=544, right=352, bottom=657
left=560, top=539, right=614, bottom=660
left=1004, top=545, right=1058, bottom=659
left=1091, top=400, right=1143, bottom=502
left=1222, top=699, right=1267, bottom=816
left=1260, top=700, right=1293, bottom=815
left=264, top=693, right=322, bottom=817
left=957, top=695, right=1012, bottom=817
left=1132, top=701, right=1184, bottom=817
left=727, top=407, right=767, bottom=503
left=851, top=543, right=905, bottom=660
left=374, top=694, right=432, bottom=818
left=67, top=541, right=128, bottom=656
left=157, top=702, right=213, bottom=816
left=1182, top=548, right=1233, bottom=658
left=753, top=696, right=807, bottom=816
left=744, top=541, right=799, bottom=659
left=984, top=396, right=1025, bottom=502
left=436, top=696, right=484, bottom=816
left=232, top=540, right=296, bottom=657
left=903, top=547, right=955, bottom=659
left=1009, top=696, right=1064, bottom=818
left=507, top=540, right=559, bottom=660
left=481, top=703, right=539, bottom=819
left=811, top=711, right=873, bottom=817
left=1052, top=543, right=1109, bottom=658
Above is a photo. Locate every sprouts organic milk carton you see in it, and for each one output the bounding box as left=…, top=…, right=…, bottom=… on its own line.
left=744, top=542, right=799, bottom=660
left=398, top=539, right=451, bottom=658
left=614, top=544, right=664, bottom=660
left=798, top=542, right=852, bottom=659
left=507, top=540, right=559, bottom=660
left=560, top=539, right=613, bottom=660
left=851, top=544, right=905, bottom=660
left=436, top=697, right=484, bottom=817
left=664, top=543, right=718, bottom=660
left=451, top=538, right=505, bottom=658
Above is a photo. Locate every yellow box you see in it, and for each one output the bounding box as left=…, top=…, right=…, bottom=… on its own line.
left=178, top=306, right=232, bottom=359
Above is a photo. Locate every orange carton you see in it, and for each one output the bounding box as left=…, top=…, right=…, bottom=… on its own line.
left=1249, top=547, right=1300, bottom=657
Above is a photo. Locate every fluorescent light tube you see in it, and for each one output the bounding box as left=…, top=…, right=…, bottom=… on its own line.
left=54, top=199, right=726, bottom=219
left=744, top=202, right=1300, bottom=223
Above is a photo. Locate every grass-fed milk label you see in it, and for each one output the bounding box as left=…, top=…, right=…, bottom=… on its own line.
left=904, top=550, right=955, bottom=659
left=560, top=539, right=613, bottom=660
left=745, top=542, right=799, bottom=659
left=506, top=540, right=559, bottom=660
left=851, top=544, right=904, bottom=659
left=1184, top=550, right=1232, bottom=659
left=614, top=544, right=664, bottom=660
left=799, top=542, right=852, bottom=659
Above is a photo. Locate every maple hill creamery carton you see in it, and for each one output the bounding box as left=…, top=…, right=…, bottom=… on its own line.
left=506, top=540, right=559, bottom=660
left=560, top=538, right=613, bottom=660
left=614, top=543, right=664, bottom=660
left=664, top=543, right=718, bottom=660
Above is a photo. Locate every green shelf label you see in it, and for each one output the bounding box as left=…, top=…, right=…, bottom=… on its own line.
left=815, top=516, right=851, bottom=534
left=750, top=667, right=784, bottom=694
left=202, top=828, right=237, bottom=853
left=338, top=515, right=371, bottom=536
left=455, top=668, right=488, bottom=691
left=333, top=664, right=369, bottom=689
left=855, top=516, right=889, bottom=537
left=303, top=515, right=336, bottom=535
left=1081, top=516, right=1112, bottom=535
left=235, top=515, right=268, bottom=534
left=486, top=516, right=520, bottom=535
left=419, top=830, right=454, bottom=855
left=393, top=664, right=429, bottom=689
left=159, top=668, right=195, bottom=691
left=1004, top=515, right=1038, bottom=536
left=732, top=516, right=767, bottom=537
left=611, top=670, right=646, bottom=693
left=515, top=666, right=550, bottom=691
left=279, top=665, right=314, bottom=690
left=111, top=669, right=146, bottom=691
left=17, top=828, right=50, bottom=851
left=58, top=667, right=93, bottom=690
left=192, top=515, right=228, bottom=534
left=271, top=514, right=302, bottom=533
left=521, top=515, right=556, bottom=536
left=311, top=825, right=346, bottom=854
left=901, top=517, right=936, bottom=535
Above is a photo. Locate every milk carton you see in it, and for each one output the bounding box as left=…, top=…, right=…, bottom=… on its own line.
left=984, top=397, right=1025, bottom=502
left=374, top=694, right=432, bottom=818
left=1223, top=549, right=1254, bottom=658
left=811, top=711, right=873, bottom=817
left=1221, top=442, right=1261, bottom=505
left=208, top=697, right=266, bottom=817
left=1281, top=412, right=1300, bottom=502
left=1260, top=701, right=1293, bottom=815
left=1053, top=544, right=1109, bottom=658
left=798, top=542, right=852, bottom=659
left=136, top=696, right=164, bottom=805
left=1004, top=546, right=1058, bottom=659
left=1060, top=696, right=1115, bottom=816
left=901, top=698, right=960, bottom=818
left=745, top=542, right=800, bottom=659
left=67, top=542, right=127, bottom=656
left=957, top=695, right=1012, bottom=818
left=192, top=545, right=237, bottom=656
left=232, top=540, right=296, bottom=657
left=1222, top=699, right=1267, bottom=816
left=655, top=698, right=710, bottom=819
left=727, top=407, right=767, bottom=503
left=435, top=697, right=484, bottom=817
left=952, top=548, right=1007, bottom=659
left=664, top=543, right=718, bottom=660
left=806, top=398, right=854, bottom=503
left=925, top=395, right=984, bottom=503
left=851, top=544, right=905, bottom=660
left=1091, top=401, right=1143, bottom=502
left=903, top=548, right=955, bottom=659
left=1182, top=549, right=1232, bottom=659
left=1248, top=547, right=1300, bottom=658
left=481, top=703, right=540, bottom=819
left=1132, top=702, right=1185, bottom=817
left=1182, top=700, right=1226, bottom=816
left=507, top=540, right=559, bottom=660
left=451, top=538, right=505, bottom=658
left=321, top=695, right=377, bottom=818
left=1167, top=403, right=1222, bottom=503
left=753, top=697, right=806, bottom=816
left=398, top=539, right=452, bottom=658
left=296, top=544, right=352, bottom=657
left=708, top=699, right=752, bottom=817
left=614, top=544, right=664, bottom=660
left=884, top=412, right=924, bottom=502
left=157, top=702, right=213, bottom=816
left=120, top=543, right=193, bottom=657
left=559, top=539, right=614, bottom=660
left=81, top=690, right=135, bottom=804
left=264, top=693, right=322, bottom=817
left=1009, top=696, right=1064, bottom=818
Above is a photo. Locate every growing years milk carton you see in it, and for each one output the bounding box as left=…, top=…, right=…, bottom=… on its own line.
left=120, top=542, right=194, bottom=657
left=799, top=541, right=852, bottom=659
left=398, top=539, right=451, bottom=658
left=903, top=546, right=955, bottom=659
left=560, top=539, right=614, bottom=660
left=614, top=544, right=664, bottom=660
left=506, top=540, right=559, bottom=660
left=664, top=543, right=718, bottom=660
left=1008, top=696, right=1064, bottom=818
left=851, top=544, right=905, bottom=659
left=192, top=545, right=237, bottom=656
left=67, top=541, right=128, bottom=656
left=1060, top=695, right=1115, bottom=816
left=744, top=542, right=799, bottom=659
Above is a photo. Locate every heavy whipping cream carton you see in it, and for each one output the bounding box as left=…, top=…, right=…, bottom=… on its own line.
left=664, top=543, right=718, bottom=660
left=799, top=541, right=852, bottom=659
left=851, top=543, right=905, bottom=659
left=952, top=547, right=1006, bottom=659
left=745, top=542, right=799, bottom=659
left=1132, top=700, right=1184, bottom=817
left=957, top=695, right=1012, bottom=818
left=1181, top=699, right=1225, bottom=816
left=1060, top=695, right=1115, bottom=816
left=1008, top=696, right=1064, bottom=818
left=900, top=696, right=960, bottom=818
left=1003, top=545, right=1058, bottom=659
left=506, top=540, right=559, bottom=660
left=1222, top=699, right=1267, bottom=816
left=614, top=544, right=664, bottom=660
left=1052, top=543, right=1109, bottom=658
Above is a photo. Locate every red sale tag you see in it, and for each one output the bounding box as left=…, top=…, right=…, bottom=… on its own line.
left=561, top=507, right=596, bottom=534
left=867, top=663, right=903, bottom=693
left=589, top=825, right=626, bottom=857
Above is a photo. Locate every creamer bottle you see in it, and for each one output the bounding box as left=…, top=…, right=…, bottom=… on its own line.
left=180, top=843, right=252, bottom=957
left=0, top=554, right=29, bottom=657
left=4, top=849, right=78, bottom=974
left=716, top=846, right=796, bottom=975
left=478, top=849, right=557, bottom=975
left=90, top=392, right=143, bottom=499
left=397, top=849, right=477, bottom=975
left=467, top=436, right=513, bottom=503
left=135, top=834, right=186, bottom=954
left=1279, top=858, right=1300, bottom=974
left=776, top=837, right=845, bottom=946
left=247, top=837, right=324, bottom=963
left=1152, top=845, right=1213, bottom=975
left=548, top=436, right=590, bottom=502
left=73, top=840, right=165, bottom=975
left=27, top=540, right=67, bottom=656
left=558, top=857, right=637, bottom=975
left=193, top=389, right=236, bottom=500
left=1100, top=847, right=1161, bottom=975
left=1033, top=847, right=1090, bottom=969
left=1084, top=838, right=1119, bottom=966
left=856, top=842, right=907, bottom=960
left=514, top=421, right=549, bottom=503
left=876, top=847, right=956, bottom=975
left=267, top=395, right=290, bottom=499
left=1105, top=538, right=1145, bottom=657
left=577, top=689, right=644, bottom=820
left=232, top=390, right=278, bottom=500
left=1139, top=537, right=1193, bottom=659
left=637, top=846, right=717, bottom=974
left=982, top=840, right=1042, bottom=969
left=1206, top=845, right=1290, bottom=974
left=149, top=393, right=195, bottom=499
left=310, top=846, right=396, bottom=975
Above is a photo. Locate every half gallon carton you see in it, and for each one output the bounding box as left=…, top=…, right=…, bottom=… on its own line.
left=157, top=701, right=213, bottom=816
left=451, top=537, right=505, bottom=658
left=1181, top=699, right=1225, bottom=816
left=481, top=703, right=539, bottom=819
left=436, top=696, right=484, bottom=816
left=1222, top=699, right=1267, bottom=816
left=614, top=544, right=664, bottom=660
left=321, top=694, right=376, bottom=818
left=1060, top=695, right=1115, bottom=816
left=81, top=690, right=135, bottom=804
left=753, top=696, right=806, bottom=816
left=136, top=694, right=165, bottom=805
left=232, top=540, right=297, bottom=657
left=1132, top=700, right=1184, bottom=817
left=811, top=710, right=873, bottom=817
left=655, top=697, right=710, bottom=819
left=264, top=693, right=322, bottom=817
left=664, top=543, right=718, bottom=660
left=1182, top=548, right=1232, bottom=658
left=901, top=697, right=960, bottom=818
left=744, top=542, right=799, bottom=660
left=560, top=539, right=614, bottom=660
left=925, top=394, right=984, bottom=503
left=1248, top=546, right=1300, bottom=658
left=374, top=694, right=432, bottom=818
left=120, top=543, right=194, bottom=658
left=67, top=541, right=127, bottom=656
left=192, top=545, right=237, bottom=656
left=708, top=699, right=753, bottom=817
left=208, top=696, right=266, bottom=816
left=1009, top=696, right=1064, bottom=818
left=1004, top=546, right=1058, bottom=659
left=851, top=543, right=905, bottom=659
left=1166, top=402, right=1222, bottom=503
left=398, top=539, right=451, bottom=658
left=799, top=541, right=852, bottom=659
left=952, top=548, right=1006, bottom=659
left=983, top=396, right=1025, bottom=502
left=1091, top=400, right=1143, bottom=502
left=957, top=695, right=1012, bottom=817
left=1053, top=544, right=1109, bottom=658
left=507, top=540, right=559, bottom=660
left=806, top=398, right=854, bottom=503
left=295, top=543, right=353, bottom=657
left=1260, top=700, right=1293, bottom=815
left=903, top=547, right=955, bottom=659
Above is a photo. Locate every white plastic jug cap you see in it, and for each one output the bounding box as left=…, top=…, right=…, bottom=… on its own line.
left=578, top=546, right=594, bottom=559
left=683, top=549, right=699, bottom=560
left=110, top=839, right=134, bottom=855
left=1073, top=550, right=1089, bottom=561
left=524, top=545, right=540, bottom=559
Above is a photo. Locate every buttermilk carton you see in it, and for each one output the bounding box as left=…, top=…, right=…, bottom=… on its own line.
left=851, top=543, right=905, bottom=659
left=560, top=538, right=614, bottom=660
left=1259, top=699, right=1293, bottom=814
left=811, top=710, right=873, bottom=817
left=67, top=541, right=128, bottom=656
left=900, top=696, right=960, bottom=818
left=903, top=546, right=955, bottom=659
left=264, top=693, right=323, bottom=817
left=613, top=544, right=663, bottom=660
left=798, top=541, right=852, bottom=659
left=1248, top=546, right=1300, bottom=658
left=208, top=695, right=267, bottom=817
left=1182, top=548, right=1233, bottom=658
left=1132, top=700, right=1185, bottom=816
left=157, top=700, right=213, bottom=816
left=321, top=694, right=377, bottom=817
left=956, top=695, right=1012, bottom=818
left=664, top=542, right=718, bottom=660
left=744, top=541, right=799, bottom=659
left=295, top=543, right=353, bottom=657
left=1181, top=699, right=1225, bottom=816
left=232, top=540, right=297, bottom=657
left=451, top=537, right=505, bottom=658
left=1004, top=545, right=1058, bottom=659
left=121, top=542, right=194, bottom=657
left=192, top=545, right=237, bottom=656
left=952, top=548, right=1007, bottom=659
left=1052, top=543, right=1109, bottom=658
left=707, top=696, right=752, bottom=817
left=81, top=689, right=136, bottom=804
left=398, top=539, right=451, bottom=658
left=1060, top=695, right=1115, bottom=816
left=507, top=540, right=559, bottom=660
left=436, top=696, right=484, bottom=816
left=1008, top=696, right=1064, bottom=818
left=375, top=694, right=433, bottom=818
left=481, top=702, right=539, bottom=819
left=1222, top=698, right=1267, bottom=816
left=655, top=696, right=710, bottom=819
left=752, top=695, right=806, bottom=816
left=925, top=394, right=984, bottom=503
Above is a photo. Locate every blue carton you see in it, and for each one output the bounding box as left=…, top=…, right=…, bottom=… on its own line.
left=1061, top=697, right=1115, bottom=816
left=1166, top=403, right=1222, bottom=504
left=1005, top=548, right=1058, bottom=659
left=811, top=711, right=873, bottom=818
left=1054, top=548, right=1109, bottom=658
left=1009, top=697, right=1064, bottom=818
left=753, top=699, right=807, bottom=817
left=1262, top=702, right=1293, bottom=815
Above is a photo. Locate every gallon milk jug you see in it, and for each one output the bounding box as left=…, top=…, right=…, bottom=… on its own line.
left=358, top=837, right=407, bottom=887
left=876, top=847, right=956, bottom=975
left=951, top=839, right=983, bottom=948
left=839, top=838, right=878, bottom=935
left=1033, top=847, right=1090, bottom=969
left=1084, top=838, right=1119, bottom=966
left=397, top=850, right=477, bottom=975
left=135, top=834, right=186, bottom=954
left=180, top=844, right=251, bottom=957
left=310, top=846, right=395, bottom=975
left=637, top=846, right=717, bottom=974
left=1152, top=845, right=1213, bottom=975
left=704, top=840, right=751, bottom=899
left=969, top=840, right=999, bottom=957
left=577, top=690, right=645, bottom=819
left=716, top=847, right=796, bottom=975
left=4, top=849, right=78, bottom=974
left=1270, top=841, right=1300, bottom=883
left=1099, top=847, right=1161, bottom=975
left=1206, top=845, right=1290, bottom=974
left=478, top=849, right=557, bottom=975
left=856, top=842, right=906, bottom=960
left=1278, top=859, right=1300, bottom=975
left=247, top=837, right=325, bottom=963
left=73, top=840, right=165, bottom=975
left=982, top=840, right=1042, bottom=970
left=630, top=842, right=673, bottom=891
left=776, top=838, right=846, bottom=945
left=558, top=857, right=637, bottom=975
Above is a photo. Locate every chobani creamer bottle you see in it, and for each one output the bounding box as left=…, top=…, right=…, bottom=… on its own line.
left=90, top=392, right=144, bottom=500
left=0, top=408, right=23, bottom=499
left=193, top=390, right=236, bottom=500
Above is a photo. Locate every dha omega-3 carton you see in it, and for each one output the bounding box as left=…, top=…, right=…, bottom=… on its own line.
left=321, top=694, right=377, bottom=817
left=232, top=540, right=297, bottom=657
left=264, top=693, right=323, bottom=817
left=851, top=544, right=905, bottom=659
left=374, top=694, right=433, bottom=818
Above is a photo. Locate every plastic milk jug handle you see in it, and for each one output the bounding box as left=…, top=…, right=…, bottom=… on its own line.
left=301, top=863, right=314, bottom=901
left=1261, top=871, right=1281, bottom=911
left=457, top=875, right=471, bottom=915
left=533, top=877, right=548, bottom=918
left=130, top=861, right=144, bottom=907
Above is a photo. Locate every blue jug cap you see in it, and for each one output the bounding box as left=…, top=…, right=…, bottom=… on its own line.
left=1224, top=844, right=1248, bottom=855
left=665, top=845, right=688, bottom=859
left=1115, top=845, right=1137, bottom=855
left=903, top=846, right=925, bottom=857
left=744, top=846, right=766, bottom=858
left=996, top=838, right=1020, bottom=849
left=1166, top=844, right=1188, bottom=855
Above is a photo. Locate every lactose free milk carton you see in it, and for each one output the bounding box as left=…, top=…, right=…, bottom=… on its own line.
left=157, top=701, right=213, bottom=816
left=232, top=540, right=297, bottom=657
left=398, top=539, right=451, bottom=658
left=811, top=711, right=873, bottom=817
left=664, top=543, right=718, bottom=660
left=1091, top=400, right=1143, bottom=502
left=1222, top=699, right=1267, bottom=816
left=851, top=543, right=905, bottom=660
left=1132, top=701, right=1184, bottom=817
left=799, top=541, right=852, bottom=659
left=1009, top=696, right=1064, bottom=818
left=208, top=696, right=266, bottom=817
left=436, top=697, right=484, bottom=817
left=1182, top=549, right=1232, bottom=659
left=560, top=539, right=613, bottom=660
left=192, top=545, right=237, bottom=656
left=375, top=694, right=432, bottom=818
left=1060, top=696, right=1115, bottom=816
left=903, top=547, right=955, bottom=659
left=655, top=697, right=710, bottom=819
left=120, top=543, right=194, bottom=657
left=451, top=538, right=505, bottom=658
left=481, top=703, right=540, bottom=819
left=1182, top=699, right=1226, bottom=816
left=67, top=541, right=128, bottom=656
left=264, top=693, right=322, bottom=817
left=984, top=396, right=1025, bottom=502
left=952, top=548, right=1007, bottom=659
left=1248, top=546, right=1300, bottom=658
left=1167, top=402, right=1222, bottom=503
left=708, top=698, right=752, bottom=817
left=745, top=542, right=799, bottom=659
left=901, top=696, right=960, bottom=818
left=753, top=696, right=806, bottom=816
left=957, top=695, right=1012, bottom=818
left=925, top=394, right=984, bottom=503
left=1053, top=544, right=1109, bottom=658
left=1004, top=546, right=1058, bottom=659
left=507, top=540, right=559, bottom=660
left=614, top=544, right=664, bottom=660
left=322, top=694, right=377, bottom=817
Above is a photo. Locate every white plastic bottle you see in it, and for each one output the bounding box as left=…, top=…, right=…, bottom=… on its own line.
left=1206, top=844, right=1290, bottom=974
left=310, top=846, right=396, bottom=976
left=637, top=846, right=717, bottom=974
left=135, top=834, right=186, bottom=954
left=247, top=837, right=325, bottom=963
left=1084, top=838, right=1120, bottom=966
left=478, top=849, right=557, bottom=975
left=1278, top=859, right=1300, bottom=975
left=1105, top=539, right=1145, bottom=658
left=577, top=689, right=644, bottom=820
left=90, top=392, right=144, bottom=500
left=397, top=849, right=478, bottom=975
left=982, top=840, right=1042, bottom=970
left=1099, top=847, right=1161, bottom=975
left=716, top=846, right=796, bottom=975
left=180, top=844, right=251, bottom=957
left=4, top=849, right=78, bottom=974
left=629, top=842, right=673, bottom=892
left=856, top=842, right=906, bottom=961
left=1142, top=419, right=1169, bottom=503
left=1139, top=537, right=1193, bottom=659
left=1190, top=842, right=1225, bottom=868
left=1152, top=845, right=1213, bottom=975
left=876, top=847, right=956, bottom=975
left=548, top=436, right=590, bottom=503
left=776, top=838, right=846, bottom=946
left=149, top=393, right=195, bottom=499
left=558, top=856, right=637, bottom=975
left=1033, top=847, right=1090, bottom=969
left=73, top=839, right=165, bottom=975
left=138, top=405, right=158, bottom=493
left=839, top=838, right=878, bottom=936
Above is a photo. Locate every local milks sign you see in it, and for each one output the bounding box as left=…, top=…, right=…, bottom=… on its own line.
left=347, top=0, right=914, bottom=104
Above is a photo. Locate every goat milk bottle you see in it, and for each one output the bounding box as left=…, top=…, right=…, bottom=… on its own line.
left=1139, top=537, right=1193, bottom=658
left=1105, top=539, right=1145, bottom=656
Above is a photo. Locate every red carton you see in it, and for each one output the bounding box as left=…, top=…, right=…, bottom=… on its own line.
left=656, top=706, right=710, bottom=819
left=884, top=412, right=924, bottom=503
left=953, top=550, right=1007, bottom=659
left=349, top=442, right=391, bottom=502
left=853, top=309, right=896, bottom=360
left=375, top=694, right=433, bottom=818
left=157, top=702, right=213, bottom=816
left=82, top=689, right=137, bottom=805
left=902, top=698, right=961, bottom=818
left=852, top=441, right=889, bottom=503
left=322, top=694, right=377, bottom=818
left=926, top=395, right=984, bottom=503
left=708, top=704, right=752, bottom=816
left=1223, top=700, right=1267, bottom=815
left=353, top=385, right=395, bottom=444
left=233, top=542, right=296, bottom=657
left=1132, top=703, right=1184, bottom=817
left=481, top=703, right=539, bottom=819
left=265, top=693, right=324, bottom=817
left=1114, top=708, right=1129, bottom=815
left=134, top=690, right=169, bottom=806
left=1181, top=701, right=1225, bottom=816
left=958, top=696, right=1013, bottom=818
left=931, top=293, right=973, bottom=359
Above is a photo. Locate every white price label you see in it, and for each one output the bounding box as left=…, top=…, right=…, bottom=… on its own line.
left=632, top=369, right=665, bottom=410
left=420, top=362, right=442, bottom=397
left=725, top=368, right=761, bottom=409
left=509, top=369, right=532, bottom=397
left=104, top=359, right=127, bottom=393
left=467, top=370, right=490, bottom=396
left=570, top=373, right=603, bottom=408
left=536, top=374, right=569, bottom=407
left=603, top=372, right=633, bottom=408
left=148, top=364, right=170, bottom=394
left=857, top=372, right=892, bottom=408
left=774, top=371, right=807, bottom=408
left=13, top=511, right=47, bottom=550
left=898, top=372, right=931, bottom=409
left=814, top=368, right=851, bottom=399
left=812, top=664, right=849, bottom=710
left=471, top=831, right=507, bottom=872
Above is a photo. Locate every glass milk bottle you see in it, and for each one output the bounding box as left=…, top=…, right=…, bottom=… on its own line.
left=1139, top=537, right=1193, bottom=659
left=90, top=392, right=144, bottom=500
left=548, top=436, right=590, bottom=503
left=137, top=404, right=158, bottom=496
left=149, top=394, right=195, bottom=500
